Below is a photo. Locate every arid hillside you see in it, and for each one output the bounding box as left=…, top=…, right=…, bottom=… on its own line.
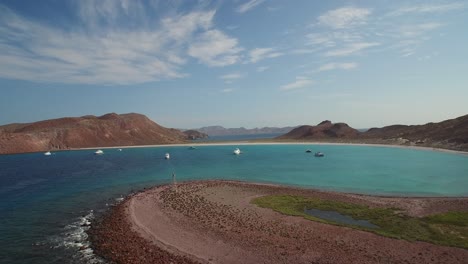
left=277, top=115, right=468, bottom=151
left=277, top=120, right=360, bottom=140
left=0, top=113, right=187, bottom=154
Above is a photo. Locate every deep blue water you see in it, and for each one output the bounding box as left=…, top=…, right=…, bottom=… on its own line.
left=0, top=144, right=467, bottom=263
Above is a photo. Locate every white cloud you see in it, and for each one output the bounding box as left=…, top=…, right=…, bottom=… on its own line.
left=256, top=66, right=269, bottom=72
left=220, top=73, right=243, bottom=80
left=188, top=30, right=242, bottom=67
left=318, top=7, right=371, bottom=29
left=219, top=73, right=243, bottom=83
left=236, top=0, right=265, bottom=13
left=318, top=62, right=358, bottom=71
left=280, top=77, right=313, bottom=91
left=325, top=42, right=379, bottom=57
left=248, top=48, right=283, bottom=63
left=305, top=32, right=363, bottom=48
left=221, top=88, right=234, bottom=93
left=0, top=4, right=242, bottom=85
left=390, top=3, right=465, bottom=16
left=398, top=23, right=443, bottom=37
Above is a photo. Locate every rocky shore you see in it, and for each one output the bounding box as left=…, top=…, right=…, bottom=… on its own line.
left=90, top=181, right=468, bottom=264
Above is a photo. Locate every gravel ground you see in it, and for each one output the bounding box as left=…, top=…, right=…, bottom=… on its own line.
left=90, top=180, right=468, bottom=264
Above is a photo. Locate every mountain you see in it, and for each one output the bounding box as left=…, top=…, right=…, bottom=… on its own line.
left=277, top=120, right=359, bottom=140
left=362, top=114, right=468, bottom=150
left=183, top=130, right=209, bottom=140
left=196, top=126, right=296, bottom=136
left=0, top=113, right=187, bottom=154
left=276, top=115, right=468, bottom=151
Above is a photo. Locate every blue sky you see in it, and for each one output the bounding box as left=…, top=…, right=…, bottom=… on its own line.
left=0, top=0, right=467, bottom=129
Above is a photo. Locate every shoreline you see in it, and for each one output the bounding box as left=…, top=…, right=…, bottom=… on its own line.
left=91, top=180, right=468, bottom=264
left=75, top=141, right=468, bottom=155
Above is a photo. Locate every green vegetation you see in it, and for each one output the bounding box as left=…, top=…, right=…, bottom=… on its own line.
left=252, top=195, right=468, bottom=249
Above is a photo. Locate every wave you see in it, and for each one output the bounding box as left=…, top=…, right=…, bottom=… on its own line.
left=48, top=210, right=104, bottom=264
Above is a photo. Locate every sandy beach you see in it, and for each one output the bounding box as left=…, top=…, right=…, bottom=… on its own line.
left=91, top=181, right=468, bottom=264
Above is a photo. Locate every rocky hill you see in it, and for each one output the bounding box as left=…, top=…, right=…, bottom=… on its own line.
left=362, top=114, right=468, bottom=150
left=183, top=130, right=209, bottom=140
left=277, top=120, right=359, bottom=140
left=276, top=115, right=468, bottom=152
left=0, top=113, right=187, bottom=154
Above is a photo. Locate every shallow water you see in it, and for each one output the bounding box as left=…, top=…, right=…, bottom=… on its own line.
left=304, top=208, right=379, bottom=229
left=0, top=144, right=467, bottom=263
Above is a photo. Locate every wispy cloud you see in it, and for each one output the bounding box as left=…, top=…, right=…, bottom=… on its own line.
left=280, top=77, right=313, bottom=91
left=221, top=88, right=234, bottom=93
left=318, top=7, right=371, bottom=29
left=236, top=0, right=265, bottom=13
left=248, top=48, right=283, bottom=63
left=220, top=73, right=243, bottom=80
left=256, top=66, right=269, bottom=72
left=219, top=73, right=243, bottom=83
left=188, top=30, right=242, bottom=67
left=389, top=2, right=466, bottom=16
left=318, top=62, right=358, bottom=71
left=325, top=42, right=379, bottom=57
left=398, top=23, right=443, bottom=37
left=0, top=3, right=242, bottom=85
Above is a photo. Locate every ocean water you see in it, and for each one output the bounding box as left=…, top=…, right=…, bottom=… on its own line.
left=197, top=133, right=282, bottom=141
left=0, top=144, right=467, bottom=263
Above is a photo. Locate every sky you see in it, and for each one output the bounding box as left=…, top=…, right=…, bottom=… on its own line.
left=0, top=0, right=467, bottom=129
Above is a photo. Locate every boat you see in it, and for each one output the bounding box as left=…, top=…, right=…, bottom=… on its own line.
left=94, top=150, right=104, bottom=155
left=189, top=146, right=196, bottom=150
left=305, top=149, right=312, bottom=153
left=314, top=152, right=324, bottom=157
left=233, top=148, right=241, bottom=155
left=44, top=151, right=51, bottom=156
left=165, top=153, right=170, bottom=159
left=118, top=148, right=122, bottom=151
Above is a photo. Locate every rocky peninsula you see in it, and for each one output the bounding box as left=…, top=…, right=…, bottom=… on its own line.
left=90, top=181, right=468, bottom=264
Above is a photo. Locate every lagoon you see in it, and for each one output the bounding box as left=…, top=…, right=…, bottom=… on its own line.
left=0, top=144, right=467, bottom=263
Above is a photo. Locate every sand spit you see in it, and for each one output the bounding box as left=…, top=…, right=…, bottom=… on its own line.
left=91, top=181, right=468, bottom=264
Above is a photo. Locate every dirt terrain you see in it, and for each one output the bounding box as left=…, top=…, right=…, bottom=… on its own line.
left=91, top=181, right=468, bottom=264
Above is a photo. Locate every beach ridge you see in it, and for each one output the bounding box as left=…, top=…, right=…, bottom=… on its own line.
left=90, top=180, right=468, bottom=264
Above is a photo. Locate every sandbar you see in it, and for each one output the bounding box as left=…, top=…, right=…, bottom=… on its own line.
left=91, top=180, right=468, bottom=264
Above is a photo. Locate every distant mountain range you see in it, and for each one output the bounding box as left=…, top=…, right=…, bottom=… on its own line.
left=0, top=113, right=190, bottom=155
left=1, top=113, right=467, bottom=154
left=278, top=114, right=468, bottom=151
left=195, top=126, right=297, bottom=136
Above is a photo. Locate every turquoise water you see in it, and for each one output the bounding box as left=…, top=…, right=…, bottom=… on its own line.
left=198, top=133, right=282, bottom=141
left=304, top=209, right=379, bottom=229
left=0, top=144, right=467, bottom=263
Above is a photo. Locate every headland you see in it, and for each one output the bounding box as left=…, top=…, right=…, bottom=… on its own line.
left=90, top=180, right=468, bottom=264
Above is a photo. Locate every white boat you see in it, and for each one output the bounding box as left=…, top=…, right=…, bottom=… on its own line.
left=233, top=148, right=241, bottom=155
left=44, top=151, right=51, bottom=156
left=95, top=150, right=104, bottom=155
left=165, top=153, right=170, bottom=159
left=314, top=152, right=324, bottom=157
left=118, top=149, right=122, bottom=151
